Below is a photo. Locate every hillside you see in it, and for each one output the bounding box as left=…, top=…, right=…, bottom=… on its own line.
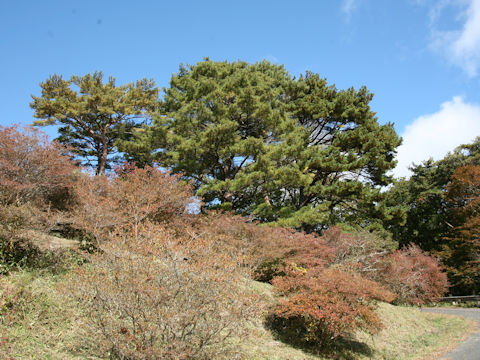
left=0, top=264, right=473, bottom=360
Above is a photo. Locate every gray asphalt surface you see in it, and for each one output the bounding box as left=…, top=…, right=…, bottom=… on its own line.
left=421, top=307, right=480, bottom=360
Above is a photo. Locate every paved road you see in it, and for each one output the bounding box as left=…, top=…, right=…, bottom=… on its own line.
left=421, top=308, right=480, bottom=360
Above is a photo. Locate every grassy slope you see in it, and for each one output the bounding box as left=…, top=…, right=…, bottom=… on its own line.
left=354, top=303, right=474, bottom=360
left=0, top=269, right=96, bottom=360
left=0, top=269, right=474, bottom=360
left=232, top=282, right=474, bottom=360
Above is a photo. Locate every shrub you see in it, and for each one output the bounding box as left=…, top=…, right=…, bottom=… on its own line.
left=0, top=125, right=75, bottom=209
left=322, top=228, right=448, bottom=305
left=270, top=266, right=395, bottom=349
left=72, top=164, right=192, bottom=245
left=190, top=218, right=399, bottom=350
left=0, top=203, right=43, bottom=273
left=322, top=226, right=397, bottom=274
left=374, top=244, right=449, bottom=305
left=192, top=213, right=334, bottom=282
left=70, top=223, right=259, bottom=360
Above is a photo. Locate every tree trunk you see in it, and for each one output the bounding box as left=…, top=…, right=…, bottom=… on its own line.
left=96, top=141, right=108, bottom=175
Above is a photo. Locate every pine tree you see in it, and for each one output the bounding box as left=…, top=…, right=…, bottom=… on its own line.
left=123, top=59, right=401, bottom=231
left=31, top=72, right=158, bottom=175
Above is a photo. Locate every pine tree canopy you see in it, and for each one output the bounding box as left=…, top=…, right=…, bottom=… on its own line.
left=31, top=72, right=158, bottom=175
left=123, top=59, right=401, bottom=231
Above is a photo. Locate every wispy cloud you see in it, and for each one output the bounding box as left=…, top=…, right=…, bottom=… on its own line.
left=341, top=0, right=358, bottom=21
left=429, top=0, right=480, bottom=76
left=262, top=55, right=279, bottom=64
left=393, top=96, right=480, bottom=178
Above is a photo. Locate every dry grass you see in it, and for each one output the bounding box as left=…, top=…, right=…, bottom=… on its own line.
left=0, top=269, right=474, bottom=360
left=0, top=269, right=101, bottom=360
left=21, top=230, right=79, bottom=252
left=354, top=303, right=475, bottom=360
left=238, top=283, right=474, bottom=360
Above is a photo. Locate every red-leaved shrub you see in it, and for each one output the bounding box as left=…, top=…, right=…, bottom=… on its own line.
left=322, top=227, right=448, bottom=305
left=72, top=164, right=192, bottom=244
left=374, top=244, right=449, bottom=305
left=270, top=266, right=395, bottom=348
left=0, top=125, right=75, bottom=208
left=69, top=168, right=263, bottom=359
left=0, top=126, right=77, bottom=271
left=189, top=219, right=400, bottom=349
left=192, top=213, right=334, bottom=281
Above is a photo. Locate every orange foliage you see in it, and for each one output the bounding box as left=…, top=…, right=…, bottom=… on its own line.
left=0, top=126, right=76, bottom=271
left=374, top=244, right=449, bottom=305
left=72, top=164, right=192, bottom=244
left=271, top=266, right=395, bottom=346
left=322, top=227, right=448, bottom=305
left=0, top=125, right=75, bottom=208
left=192, top=213, right=334, bottom=281
left=69, top=169, right=262, bottom=358
left=443, top=165, right=480, bottom=294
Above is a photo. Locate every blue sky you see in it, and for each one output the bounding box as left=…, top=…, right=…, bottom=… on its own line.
left=1, top=0, right=480, bottom=177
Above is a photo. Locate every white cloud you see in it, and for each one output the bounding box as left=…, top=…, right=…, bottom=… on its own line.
left=262, top=55, right=279, bottom=64
left=341, top=0, right=358, bottom=20
left=393, top=96, right=480, bottom=178
left=430, top=0, right=480, bottom=76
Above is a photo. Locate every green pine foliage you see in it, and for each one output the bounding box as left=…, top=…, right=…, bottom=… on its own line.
left=31, top=72, right=158, bottom=175
left=122, top=59, right=401, bottom=231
